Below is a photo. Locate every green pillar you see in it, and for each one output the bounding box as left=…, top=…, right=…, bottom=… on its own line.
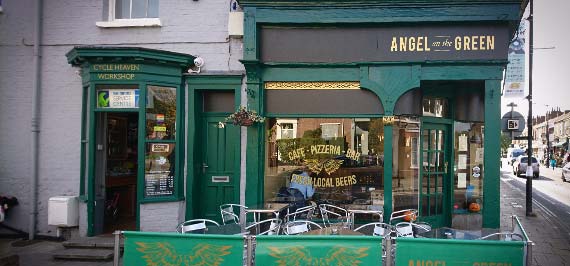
left=383, top=124, right=393, bottom=223
left=483, top=79, right=501, bottom=228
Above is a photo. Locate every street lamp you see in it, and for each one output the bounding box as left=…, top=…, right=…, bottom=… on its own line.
left=525, top=0, right=535, bottom=216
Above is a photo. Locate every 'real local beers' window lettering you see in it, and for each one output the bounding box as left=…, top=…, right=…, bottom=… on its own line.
left=264, top=118, right=386, bottom=220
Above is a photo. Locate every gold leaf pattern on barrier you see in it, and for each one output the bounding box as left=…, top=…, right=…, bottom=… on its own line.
left=135, top=242, right=232, bottom=266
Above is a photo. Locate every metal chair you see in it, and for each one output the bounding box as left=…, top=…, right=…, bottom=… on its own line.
left=284, top=205, right=316, bottom=222
left=176, top=219, right=220, bottom=234
left=394, top=222, right=414, bottom=238
left=283, top=220, right=323, bottom=235
left=389, top=209, right=418, bottom=225
left=319, top=204, right=348, bottom=227
left=477, top=232, right=524, bottom=241
left=220, top=204, right=248, bottom=225
left=411, top=221, right=432, bottom=235
left=354, top=222, right=393, bottom=237
left=245, top=218, right=282, bottom=235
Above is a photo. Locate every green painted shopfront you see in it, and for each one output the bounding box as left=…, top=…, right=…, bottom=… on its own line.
left=67, top=0, right=526, bottom=236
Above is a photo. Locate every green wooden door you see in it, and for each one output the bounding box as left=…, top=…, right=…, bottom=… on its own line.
left=419, top=123, right=452, bottom=227
left=197, top=115, right=239, bottom=222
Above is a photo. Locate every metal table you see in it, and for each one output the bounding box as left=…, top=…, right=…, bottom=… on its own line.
left=302, top=225, right=364, bottom=236
left=347, top=209, right=383, bottom=229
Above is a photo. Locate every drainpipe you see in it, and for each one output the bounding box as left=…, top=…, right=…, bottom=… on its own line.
left=30, top=0, right=43, bottom=240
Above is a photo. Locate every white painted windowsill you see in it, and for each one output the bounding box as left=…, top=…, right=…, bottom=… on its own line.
left=96, top=18, right=161, bottom=28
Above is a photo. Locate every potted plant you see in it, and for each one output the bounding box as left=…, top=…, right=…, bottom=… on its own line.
left=224, top=106, right=265, bottom=127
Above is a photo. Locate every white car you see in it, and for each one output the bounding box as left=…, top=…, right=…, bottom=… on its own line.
left=512, top=156, right=539, bottom=178
left=562, top=162, right=570, bottom=182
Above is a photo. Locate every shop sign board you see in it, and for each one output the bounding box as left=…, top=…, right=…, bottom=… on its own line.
left=97, top=89, right=139, bottom=108
left=396, top=238, right=525, bottom=266
left=261, top=25, right=509, bottom=63
left=144, top=171, right=174, bottom=197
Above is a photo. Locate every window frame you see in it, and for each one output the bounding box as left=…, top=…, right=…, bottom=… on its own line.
left=96, top=0, right=161, bottom=28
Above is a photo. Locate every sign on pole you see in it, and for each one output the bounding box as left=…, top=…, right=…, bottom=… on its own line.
left=504, top=22, right=526, bottom=98
left=507, top=119, right=520, bottom=130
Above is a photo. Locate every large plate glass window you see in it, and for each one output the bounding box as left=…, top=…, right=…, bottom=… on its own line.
left=265, top=118, right=385, bottom=224
left=392, top=117, right=420, bottom=212
left=453, top=122, right=484, bottom=214
left=144, top=86, right=177, bottom=198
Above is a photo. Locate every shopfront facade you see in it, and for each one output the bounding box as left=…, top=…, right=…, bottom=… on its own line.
left=238, top=0, right=526, bottom=229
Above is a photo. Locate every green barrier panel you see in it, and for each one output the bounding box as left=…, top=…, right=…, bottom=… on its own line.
left=255, top=235, right=383, bottom=266
left=123, top=231, right=244, bottom=266
left=396, top=238, right=525, bottom=266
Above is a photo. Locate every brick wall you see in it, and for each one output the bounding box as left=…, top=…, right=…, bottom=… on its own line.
left=0, top=0, right=243, bottom=236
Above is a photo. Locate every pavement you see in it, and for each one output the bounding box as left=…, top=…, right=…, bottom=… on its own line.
left=500, top=165, right=570, bottom=266
left=1, top=168, right=569, bottom=265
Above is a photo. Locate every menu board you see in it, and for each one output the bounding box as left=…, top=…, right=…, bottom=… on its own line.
left=145, top=171, right=174, bottom=197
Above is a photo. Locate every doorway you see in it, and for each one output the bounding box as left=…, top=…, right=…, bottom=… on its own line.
left=94, top=112, right=138, bottom=234
left=195, top=90, right=239, bottom=222
left=419, top=122, right=452, bottom=227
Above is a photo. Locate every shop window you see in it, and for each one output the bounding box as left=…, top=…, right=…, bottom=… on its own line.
left=144, top=86, right=177, bottom=199
left=453, top=122, right=484, bottom=214
left=97, top=0, right=161, bottom=28
left=392, top=117, right=420, bottom=212
left=265, top=118, right=385, bottom=224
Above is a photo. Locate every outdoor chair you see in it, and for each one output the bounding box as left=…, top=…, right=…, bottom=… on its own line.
left=394, top=222, right=415, bottom=238
left=220, top=203, right=248, bottom=225
left=477, top=232, right=525, bottom=241
left=283, top=220, right=323, bottom=235
left=284, top=205, right=316, bottom=223
left=354, top=222, right=393, bottom=237
left=176, top=219, right=220, bottom=234
left=245, top=218, right=282, bottom=235
left=319, top=204, right=348, bottom=227
left=411, top=221, right=432, bottom=235
left=389, top=209, right=418, bottom=225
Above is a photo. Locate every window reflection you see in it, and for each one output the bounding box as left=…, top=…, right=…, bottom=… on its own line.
left=392, top=117, right=420, bottom=212
left=453, top=122, right=484, bottom=213
left=265, top=118, right=385, bottom=221
left=146, top=86, right=176, bottom=140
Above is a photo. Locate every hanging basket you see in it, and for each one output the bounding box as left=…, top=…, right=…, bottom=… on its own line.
left=224, top=106, right=265, bottom=127
left=239, top=118, right=254, bottom=127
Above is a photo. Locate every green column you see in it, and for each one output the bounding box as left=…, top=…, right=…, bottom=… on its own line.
left=483, top=79, right=501, bottom=228
left=383, top=124, right=393, bottom=223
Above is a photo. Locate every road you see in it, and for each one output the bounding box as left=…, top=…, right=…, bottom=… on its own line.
left=501, top=160, right=570, bottom=237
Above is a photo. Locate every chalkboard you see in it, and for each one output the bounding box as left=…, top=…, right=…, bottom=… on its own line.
left=144, top=171, right=174, bottom=197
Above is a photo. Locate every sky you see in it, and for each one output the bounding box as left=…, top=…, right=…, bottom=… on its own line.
left=500, top=0, right=570, bottom=119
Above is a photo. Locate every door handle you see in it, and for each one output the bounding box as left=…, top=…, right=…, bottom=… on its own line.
left=444, top=162, right=448, bottom=173
left=202, top=163, right=209, bottom=174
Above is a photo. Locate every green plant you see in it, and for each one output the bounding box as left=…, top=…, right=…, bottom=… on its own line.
left=224, top=106, right=265, bottom=126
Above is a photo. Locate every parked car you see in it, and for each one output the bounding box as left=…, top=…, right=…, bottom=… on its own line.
left=562, top=162, right=570, bottom=182
left=512, top=156, right=539, bottom=178
left=507, top=148, right=525, bottom=166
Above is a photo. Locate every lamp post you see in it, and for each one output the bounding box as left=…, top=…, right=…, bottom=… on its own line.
left=545, top=104, right=550, bottom=167
left=525, top=0, right=535, bottom=216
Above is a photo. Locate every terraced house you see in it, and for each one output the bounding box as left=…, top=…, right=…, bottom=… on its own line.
left=0, top=0, right=526, bottom=238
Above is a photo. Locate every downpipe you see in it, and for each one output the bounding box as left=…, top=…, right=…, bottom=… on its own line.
left=30, top=0, right=43, bottom=240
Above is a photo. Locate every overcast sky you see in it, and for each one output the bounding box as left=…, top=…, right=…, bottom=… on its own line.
left=500, top=0, right=570, bottom=119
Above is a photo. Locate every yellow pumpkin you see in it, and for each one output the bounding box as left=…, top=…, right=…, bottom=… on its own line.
left=469, top=203, right=481, bottom=212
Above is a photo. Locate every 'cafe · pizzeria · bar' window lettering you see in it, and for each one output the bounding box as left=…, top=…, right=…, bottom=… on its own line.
left=264, top=118, right=386, bottom=219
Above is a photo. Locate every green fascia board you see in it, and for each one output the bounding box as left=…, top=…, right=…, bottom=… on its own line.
left=262, top=67, right=360, bottom=81
left=238, top=0, right=524, bottom=6
left=186, top=73, right=244, bottom=89
left=252, top=5, right=522, bottom=24
left=66, top=46, right=196, bottom=68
